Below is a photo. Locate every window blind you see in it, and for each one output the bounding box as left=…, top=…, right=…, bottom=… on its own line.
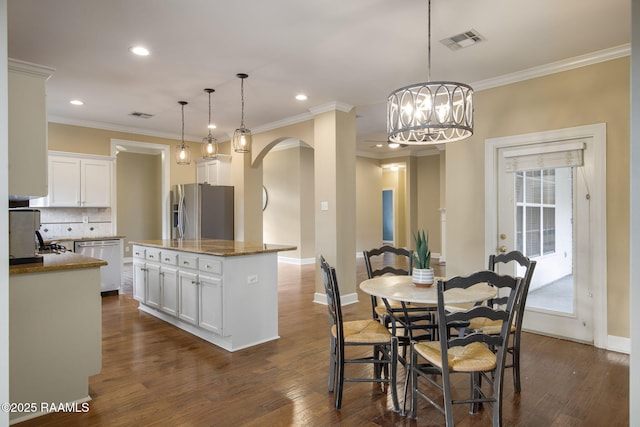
left=502, top=140, right=585, bottom=173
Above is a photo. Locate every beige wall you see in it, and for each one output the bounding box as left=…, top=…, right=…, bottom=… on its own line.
left=446, top=57, right=630, bottom=338
left=356, top=157, right=383, bottom=252
left=48, top=122, right=199, bottom=186
left=116, top=152, right=162, bottom=255
left=416, top=154, right=442, bottom=255
left=263, top=145, right=315, bottom=260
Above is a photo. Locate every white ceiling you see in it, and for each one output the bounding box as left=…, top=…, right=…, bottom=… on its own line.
left=7, top=0, right=631, bottom=158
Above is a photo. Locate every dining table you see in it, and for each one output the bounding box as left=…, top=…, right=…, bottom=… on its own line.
left=359, top=274, right=497, bottom=415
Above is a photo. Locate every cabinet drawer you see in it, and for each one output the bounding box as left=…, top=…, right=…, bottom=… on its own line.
left=145, top=249, right=161, bottom=262
left=199, top=258, right=222, bottom=275
left=178, top=254, right=199, bottom=269
left=161, top=251, right=178, bottom=265
left=132, top=246, right=145, bottom=259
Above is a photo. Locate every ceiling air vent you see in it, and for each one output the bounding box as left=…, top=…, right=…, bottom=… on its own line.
left=440, top=29, right=485, bottom=51
left=129, top=111, right=154, bottom=119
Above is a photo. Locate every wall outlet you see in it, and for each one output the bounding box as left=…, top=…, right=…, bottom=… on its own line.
left=125, top=246, right=130, bottom=253
left=82, top=215, right=89, bottom=223
left=247, top=274, right=258, bottom=284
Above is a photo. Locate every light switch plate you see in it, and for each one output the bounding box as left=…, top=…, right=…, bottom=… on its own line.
left=321, top=201, right=329, bottom=211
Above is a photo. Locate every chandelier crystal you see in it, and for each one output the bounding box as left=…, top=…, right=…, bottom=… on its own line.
left=387, top=0, right=473, bottom=145
left=175, top=101, right=191, bottom=165
left=232, top=73, right=252, bottom=153
left=201, top=88, right=218, bottom=159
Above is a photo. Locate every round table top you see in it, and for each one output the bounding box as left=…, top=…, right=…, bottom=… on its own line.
left=359, top=275, right=496, bottom=305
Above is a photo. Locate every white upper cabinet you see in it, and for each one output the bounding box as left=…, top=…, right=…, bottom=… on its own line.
left=196, top=155, right=231, bottom=185
left=31, top=153, right=113, bottom=207
left=8, top=59, right=54, bottom=198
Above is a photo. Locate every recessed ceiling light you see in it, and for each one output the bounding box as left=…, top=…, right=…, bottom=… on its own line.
left=295, top=94, right=308, bottom=101
left=129, top=46, right=150, bottom=56
left=70, top=99, right=84, bottom=106
left=376, top=143, right=383, bottom=148
left=208, top=123, right=217, bottom=129
left=388, top=142, right=400, bottom=149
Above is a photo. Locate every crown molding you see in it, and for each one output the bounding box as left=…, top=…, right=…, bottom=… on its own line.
left=308, top=101, right=354, bottom=116
left=8, top=58, right=55, bottom=79
left=48, top=115, right=203, bottom=143
left=472, top=44, right=630, bottom=92
left=252, top=111, right=313, bottom=134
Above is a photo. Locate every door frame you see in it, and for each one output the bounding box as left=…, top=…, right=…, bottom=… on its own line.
left=110, top=139, right=171, bottom=240
left=484, top=123, right=607, bottom=348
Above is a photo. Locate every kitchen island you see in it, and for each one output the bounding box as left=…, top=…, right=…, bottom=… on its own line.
left=9, top=252, right=106, bottom=423
left=131, top=239, right=296, bottom=352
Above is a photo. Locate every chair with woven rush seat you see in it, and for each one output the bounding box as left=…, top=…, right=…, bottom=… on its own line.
left=363, top=246, right=437, bottom=342
left=320, top=256, right=399, bottom=411
left=409, top=270, right=522, bottom=426
left=468, top=250, right=536, bottom=393
left=363, top=245, right=413, bottom=324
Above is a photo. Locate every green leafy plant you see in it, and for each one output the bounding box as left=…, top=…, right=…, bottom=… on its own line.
left=412, top=229, right=431, bottom=269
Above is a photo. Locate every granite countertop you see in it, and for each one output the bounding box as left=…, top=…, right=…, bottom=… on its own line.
left=9, top=252, right=108, bottom=275
left=46, top=235, right=125, bottom=243
left=131, top=239, right=297, bottom=257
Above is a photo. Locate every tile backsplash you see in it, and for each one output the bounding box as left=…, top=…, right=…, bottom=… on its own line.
left=37, top=207, right=114, bottom=239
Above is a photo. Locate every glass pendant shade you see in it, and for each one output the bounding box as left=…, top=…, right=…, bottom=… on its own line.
left=201, top=88, right=219, bottom=159
left=175, top=100, right=191, bottom=165
left=202, top=136, right=218, bottom=158
left=233, top=73, right=252, bottom=154
left=176, top=143, right=191, bottom=164
left=386, top=0, right=473, bottom=145
left=232, top=127, right=252, bottom=153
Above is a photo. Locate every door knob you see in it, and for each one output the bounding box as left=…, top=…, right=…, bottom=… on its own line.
left=499, top=245, right=507, bottom=253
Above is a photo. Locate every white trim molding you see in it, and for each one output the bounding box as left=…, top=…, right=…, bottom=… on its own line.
left=607, top=335, right=631, bottom=354
left=485, top=123, right=607, bottom=349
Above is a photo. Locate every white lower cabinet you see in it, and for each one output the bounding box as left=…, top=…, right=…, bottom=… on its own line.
left=132, top=260, right=146, bottom=303
left=178, top=270, right=199, bottom=325
left=159, top=266, right=179, bottom=316
left=132, top=244, right=279, bottom=352
left=145, top=263, right=161, bottom=309
left=198, top=274, right=223, bottom=334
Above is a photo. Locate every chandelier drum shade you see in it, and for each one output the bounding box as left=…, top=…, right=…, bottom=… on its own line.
left=387, top=0, right=474, bottom=145
left=387, top=81, right=473, bottom=144
left=232, top=73, right=252, bottom=154
left=175, top=101, right=192, bottom=165
left=201, top=88, right=219, bottom=159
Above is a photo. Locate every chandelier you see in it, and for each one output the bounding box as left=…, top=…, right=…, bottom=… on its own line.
left=201, top=88, right=218, bottom=159
left=387, top=0, right=473, bottom=145
left=175, top=101, right=191, bottom=164
left=232, top=73, right=252, bottom=153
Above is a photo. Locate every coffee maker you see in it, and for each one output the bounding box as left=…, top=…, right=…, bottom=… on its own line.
left=9, top=208, right=42, bottom=265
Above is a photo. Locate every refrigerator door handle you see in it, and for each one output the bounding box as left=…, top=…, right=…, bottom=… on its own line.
left=177, top=185, right=185, bottom=239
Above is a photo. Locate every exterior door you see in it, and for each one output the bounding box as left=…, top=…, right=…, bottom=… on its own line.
left=498, top=160, right=592, bottom=342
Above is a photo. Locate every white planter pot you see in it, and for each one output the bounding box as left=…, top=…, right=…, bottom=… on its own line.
left=412, top=268, right=434, bottom=287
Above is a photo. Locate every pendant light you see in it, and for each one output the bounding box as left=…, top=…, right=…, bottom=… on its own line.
left=232, top=73, right=252, bottom=153
left=175, top=101, right=191, bottom=165
left=387, top=0, right=473, bottom=145
left=201, top=88, right=218, bottom=159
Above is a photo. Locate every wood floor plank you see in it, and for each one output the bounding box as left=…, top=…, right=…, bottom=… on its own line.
left=15, top=261, right=628, bottom=426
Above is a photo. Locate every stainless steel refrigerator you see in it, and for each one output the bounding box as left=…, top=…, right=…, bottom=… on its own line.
left=172, top=184, right=234, bottom=240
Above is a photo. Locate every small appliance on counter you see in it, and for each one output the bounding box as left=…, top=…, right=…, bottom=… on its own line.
left=9, top=208, right=42, bottom=265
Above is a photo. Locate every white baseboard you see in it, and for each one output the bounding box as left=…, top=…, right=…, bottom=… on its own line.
left=123, top=256, right=132, bottom=264
left=313, top=292, right=358, bottom=306
left=607, top=335, right=630, bottom=354
left=278, top=256, right=315, bottom=265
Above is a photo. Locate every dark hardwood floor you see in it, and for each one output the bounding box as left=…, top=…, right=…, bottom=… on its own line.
left=17, top=260, right=629, bottom=426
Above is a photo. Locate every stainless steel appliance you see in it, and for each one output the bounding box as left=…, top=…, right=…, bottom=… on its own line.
left=172, top=184, right=234, bottom=240
left=9, top=208, right=42, bottom=264
left=74, top=239, right=122, bottom=294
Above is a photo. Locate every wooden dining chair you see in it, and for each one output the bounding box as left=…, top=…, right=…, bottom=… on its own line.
left=363, top=246, right=436, bottom=342
left=409, top=270, right=522, bottom=426
left=467, top=250, right=536, bottom=393
left=320, top=255, right=399, bottom=411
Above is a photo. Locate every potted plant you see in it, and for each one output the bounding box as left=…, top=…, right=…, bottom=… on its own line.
left=412, top=229, right=434, bottom=287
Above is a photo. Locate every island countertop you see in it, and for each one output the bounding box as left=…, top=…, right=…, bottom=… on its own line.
left=9, top=252, right=108, bottom=275
left=130, top=239, right=297, bottom=257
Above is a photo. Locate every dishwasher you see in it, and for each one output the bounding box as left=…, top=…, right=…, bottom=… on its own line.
left=74, top=239, right=122, bottom=294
